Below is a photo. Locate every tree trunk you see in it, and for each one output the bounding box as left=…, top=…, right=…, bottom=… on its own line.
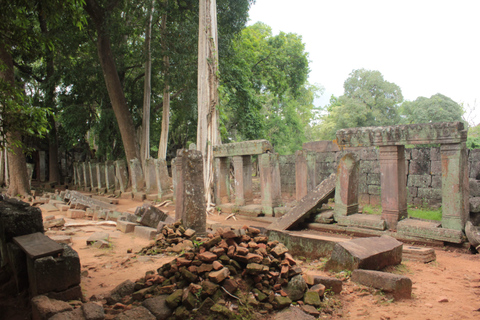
left=158, top=9, right=170, bottom=160
left=141, top=0, right=154, bottom=164
left=84, top=0, right=140, bottom=164
left=197, top=0, right=220, bottom=208
left=0, top=43, right=30, bottom=196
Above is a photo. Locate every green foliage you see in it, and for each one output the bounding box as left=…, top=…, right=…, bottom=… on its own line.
left=400, top=93, right=464, bottom=125
left=467, top=125, right=480, bottom=149
left=318, top=69, right=403, bottom=139
left=221, top=22, right=322, bottom=154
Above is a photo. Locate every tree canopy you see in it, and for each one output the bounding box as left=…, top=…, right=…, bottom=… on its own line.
left=400, top=93, right=464, bottom=125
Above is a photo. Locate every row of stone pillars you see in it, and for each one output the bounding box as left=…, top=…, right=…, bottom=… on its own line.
left=213, top=140, right=282, bottom=216
left=336, top=122, right=469, bottom=231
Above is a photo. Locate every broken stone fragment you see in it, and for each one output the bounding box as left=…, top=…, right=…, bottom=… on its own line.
left=303, top=291, right=321, bottom=307
left=208, top=267, right=229, bottom=283
left=142, top=295, right=173, bottom=319
left=351, top=269, right=412, bottom=300
left=165, top=289, right=183, bottom=309
left=197, top=251, right=217, bottom=263
left=271, top=243, right=289, bottom=257
left=273, top=296, right=292, bottom=310
left=43, top=218, right=65, bottom=229
left=106, top=280, right=135, bottom=305
left=285, top=274, right=307, bottom=301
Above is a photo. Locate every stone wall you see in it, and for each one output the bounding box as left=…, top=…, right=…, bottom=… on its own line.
left=279, top=147, right=480, bottom=207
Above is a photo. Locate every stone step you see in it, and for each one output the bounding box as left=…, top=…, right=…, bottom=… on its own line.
left=336, top=213, right=387, bottom=231
left=397, top=218, right=464, bottom=243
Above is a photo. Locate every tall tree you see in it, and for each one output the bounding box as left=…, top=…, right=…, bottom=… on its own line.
left=83, top=0, right=140, bottom=164
left=400, top=93, right=464, bottom=125
left=198, top=0, right=220, bottom=208
left=318, top=69, right=403, bottom=139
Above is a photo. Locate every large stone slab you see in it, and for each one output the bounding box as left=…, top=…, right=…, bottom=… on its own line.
left=268, top=174, right=336, bottom=231
left=325, top=235, right=402, bottom=271
left=351, top=269, right=412, bottom=299
left=336, top=214, right=386, bottom=231
left=213, top=139, right=273, bottom=157
left=336, top=121, right=467, bottom=147
left=397, top=218, right=464, bottom=243
left=13, top=232, right=64, bottom=259
left=402, top=245, right=436, bottom=263
left=137, top=204, right=174, bottom=228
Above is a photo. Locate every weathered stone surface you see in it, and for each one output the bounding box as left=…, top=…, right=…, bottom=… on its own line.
left=0, top=198, right=44, bottom=246
left=351, top=269, right=412, bottom=299
left=66, top=209, right=86, bottom=219
left=470, top=197, right=480, bottom=213
left=44, top=218, right=66, bottom=229
left=134, top=226, right=157, bottom=240
left=336, top=122, right=467, bottom=147
left=336, top=214, right=386, bottom=230
left=285, top=274, right=307, bottom=301
left=269, top=174, right=336, bottom=230
left=259, top=153, right=283, bottom=215
left=303, top=140, right=339, bottom=152
left=213, top=139, right=272, bottom=157
left=28, top=244, right=81, bottom=296
left=175, top=149, right=206, bottom=234
left=303, top=291, right=321, bottom=307
left=81, top=302, right=105, bottom=320
left=142, top=295, right=173, bottom=319
left=45, top=285, right=83, bottom=302
left=106, top=280, right=135, bottom=305
left=114, top=306, right=155, bottom=320
left=334, top=153, right=359, bottom=217
left=273, top=306, right=315, bottom=320
left=165, top=289, right=183, bottom=309
left=86, top=232, right=109, bottom=245
left=397, top=218, right=464, bottom=243
left=470, top=179, right=480, bottom=197
left=31, top=295, right=73, bottom=320
left=116, top=221, right=138, bottom=233
left=402, top=246, right=436, bottom=263
left=48, top=307, right=84, bottom=320
left=208, top=267, right=229, bottom=283
left=138, top=205, right=173, bottom=228
left=325, top=235, right=402, bottom=272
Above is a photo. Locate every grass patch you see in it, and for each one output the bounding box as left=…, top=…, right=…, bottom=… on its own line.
left=363, top=204, right=442, bottom=221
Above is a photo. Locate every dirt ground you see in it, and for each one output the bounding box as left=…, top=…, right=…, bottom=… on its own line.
left=40, top=195, right=480, bottom=320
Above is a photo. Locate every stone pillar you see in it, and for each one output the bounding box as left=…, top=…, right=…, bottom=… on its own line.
left=75, top=162, right=83, bottom=188
left=26, top=163, right=34, bottom=188
left=334, top=153, right=359, bottom=218
left=73, top=162, right=78, bottom=187
left=155, top=159, right=171, bottom=196
left=379, top=145, right=407, bottom=230
left=214, top=157, right=230, bottom=205
left=129, top=158, right=144, bottom=193
left=88, top=162, right=97, bottom=191
left=296, top=151, right=316, bottom=201
left=144, top=158, right=157, bottom=194
left=82, top=162, right=91, bottom=191
left=175, top=149, right=206, bottom=234
left=39, top=151, right=46, bottom=182
left=440, top=143, right=469, bottom=231
left=96, top=162, right=106, bottom=191
left=259, top=153, right=282, bottom=216
left=243, top=155, right=253, bottom=204
left=114, top=160, right=129, bottom=192
left=171, top=158, right=177, bottom=203
left=233, top=156, right=245, bottom=206
left=105, top=161, right=116, bottom=193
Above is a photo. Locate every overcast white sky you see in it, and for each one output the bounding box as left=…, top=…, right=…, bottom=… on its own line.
left=247, top=0, right=480, bottom=125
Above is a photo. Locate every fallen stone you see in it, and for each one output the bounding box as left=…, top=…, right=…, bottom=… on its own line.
left=92, top=240, right=110, bottom=249
left=325, top=235, right=402, bottom=271
left=142, top=295, right=173, bottom=320
left=165, top=289, right=183, bottom=309
left=138, top=204, right=174, bottom=228
left=45, top=285, right=83, bottom=302
left=86, top=232, right=110, bottom=245
left=44, top=218, right=65, bottom=229
left=49, top=235, right=72, bottom=244
left=31, top=295, right=73, bottom=320
left=351, top=269, right=412, bottom=300
left=81, top=302, right=105, bottom=320
left=66, top=209, right=86, bottom=219
left=39, top=204, right=59, bottom=212
left=44, top=215, right=55, bottom=221
left=285, top=274, right=307, bottom=301
left=303, top=291, right=321, bottom=307
left=116, top=221, right=138, bottom=233
left=269, top=173, right=335, bottom=230
left=470, top=197, right=480, bottom=213
left=208, top=267, right=229, bottom=283
left=402, top=246, right=436, bottom=263
left=114, top=306, right=155, bottom=320
left=48, top=307, right=84, bottom=320
left=134, top=226, right=157, bottom=240
left=300, top=304, right=320, bottom=317
left=274, top=306, right=315, bottom=320
left=106, top=280, right=135, bottom=305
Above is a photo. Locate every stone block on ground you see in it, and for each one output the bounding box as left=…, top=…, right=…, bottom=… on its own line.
left=39, top=204, right=59, bottom=212
left=31, top=295, right=73, bottom=320
left=27, top=244, right=81, bottom=296
left=81, top=302, right=105, bottom=320
left=133, top=192, right=147, bottom=202
left=138, top=204, right=174, bottom=228
left=142, top=295, right=173, bottom=319
left=402, top=245, right=436, bottom=263
left=310, top=275, right=343, bottom=294
left=351, top=269, right=412, bottom=299
left=114, top=306, right=156, bottom=320
left=66, top=209, right=86, bottom=219
left=106, top=279, right=135, bottom=305
left=86, top=232, right=110, bottom=245
left=336, top=213, right=387, bottom=230
left=325, top=235, right=402, bottom=272
left=397, top=218, right=464, bottom=243
left=269, top=174, right=336, bottom=230
left=120, top=192, right=133, bottom=199
left=116, top=221, right=139, bottom=233
left=43, top=218, right=65, bottom=229
left=134, top=226, right=157, bottom=240
left=49, top=235, right=72, bottom=244
left=470, top=197, right=480, bottom=213
left=45, top=285, right=83, bottom=302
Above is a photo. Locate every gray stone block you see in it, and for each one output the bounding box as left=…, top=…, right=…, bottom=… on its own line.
left=351, top=269, right=412, bottom=299
left=31, top=295, right=73, bottom=320
left=134, top=226, right=157, bottom=240
left=470, top=197, right=480, bottom=213
left=407, top=175, right=431, bottom=188
left=325, top=235, right=402, bottom=272
left=336, top=214, right=386, bottom=230
left=142, top=295, right=173, bottom=319
left=116, top=221, right=138, bottom=233
left=27, top=244, right=81, bottom=296
left=470, top=179, right=480, bottom=197
left=82, top=302, right=105, bottom=320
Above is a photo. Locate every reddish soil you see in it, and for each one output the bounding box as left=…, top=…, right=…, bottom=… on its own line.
left=40, top=196, right=480, bottom=319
